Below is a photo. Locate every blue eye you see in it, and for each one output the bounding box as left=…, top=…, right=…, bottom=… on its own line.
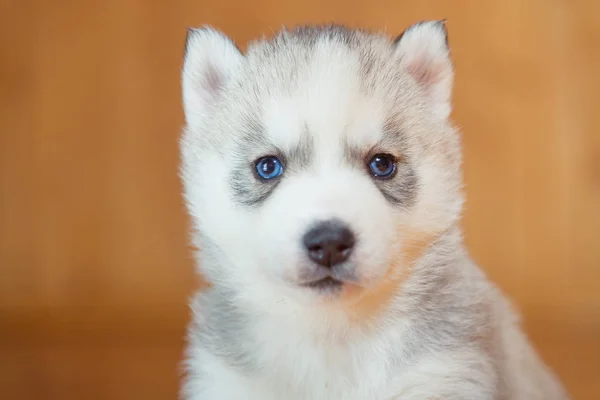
left=255, top=156, right=284, bottom=180
left=368, top=154, right=396, bottom=178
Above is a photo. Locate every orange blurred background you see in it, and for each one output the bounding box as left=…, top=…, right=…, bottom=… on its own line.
left=1, top=0, right=598, bottom=399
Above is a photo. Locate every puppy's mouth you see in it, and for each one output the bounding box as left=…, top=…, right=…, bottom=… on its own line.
left=300, top=276, right=344, bottom=292
left=300, top=276, right=346, bottom=296
left=297, top=265, right=360, bottom=294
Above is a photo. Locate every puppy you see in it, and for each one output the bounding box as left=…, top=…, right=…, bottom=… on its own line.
left=179, top=20, right=569, bottom=400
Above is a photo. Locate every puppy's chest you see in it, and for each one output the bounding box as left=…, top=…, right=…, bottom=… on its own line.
left=247, top=331, right=401, bottom=400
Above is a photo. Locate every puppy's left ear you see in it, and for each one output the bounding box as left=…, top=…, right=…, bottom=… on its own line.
left=394, top=20, right=453, bottom=119
left=182, top=27, right=244, bottom=129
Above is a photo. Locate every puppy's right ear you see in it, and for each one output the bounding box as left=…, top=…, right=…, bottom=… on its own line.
left=182, top=27, right=244, bottom=128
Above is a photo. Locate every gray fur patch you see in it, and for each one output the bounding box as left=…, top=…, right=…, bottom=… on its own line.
left=189, top=287, right=261, bottom=374
left=230, top=168, right=281, bottom=206
left=230, top=126, right=314, bottom=207
left=376, top=162, right=418, bottom=206
left=342, top=128, right=418, bottom=208
left=287, top=125, right=314, bottom=169
left=291, top=24, right=359, bottom=48
left=229, top=117, right=276, bottom=206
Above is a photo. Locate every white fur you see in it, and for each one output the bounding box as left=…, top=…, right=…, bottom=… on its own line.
left=179, top=21, right=569, bottom=400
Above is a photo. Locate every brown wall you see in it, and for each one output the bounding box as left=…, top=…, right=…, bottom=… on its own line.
left=1, top=0, right=598, bottom=399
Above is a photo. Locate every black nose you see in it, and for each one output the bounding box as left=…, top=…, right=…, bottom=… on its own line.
left=302, top=220, right=355, bottom=268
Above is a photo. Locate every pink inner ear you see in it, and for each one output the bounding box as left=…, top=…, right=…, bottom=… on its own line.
left=406, top=55, right=446, bottom=92
left=203, top=64, right=224, bottom=96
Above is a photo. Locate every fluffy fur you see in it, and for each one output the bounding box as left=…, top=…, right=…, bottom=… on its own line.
left=179, top=21, right=569, bottom=399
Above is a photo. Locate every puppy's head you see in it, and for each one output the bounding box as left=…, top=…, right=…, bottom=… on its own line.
left=180, top=22, right=463, bottom=306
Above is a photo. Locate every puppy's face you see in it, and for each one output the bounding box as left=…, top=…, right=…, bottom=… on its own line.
left=181, top=23, right=463, bottom=305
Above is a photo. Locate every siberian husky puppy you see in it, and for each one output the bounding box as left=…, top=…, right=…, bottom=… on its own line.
left=179, top=20, right=569, bottom=400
